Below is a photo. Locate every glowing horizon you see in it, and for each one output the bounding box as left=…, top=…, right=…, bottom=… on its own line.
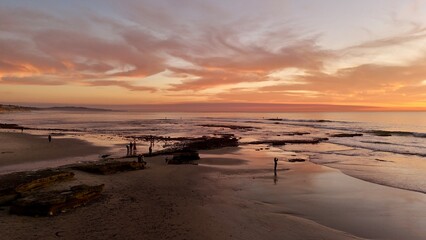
left=1, top=0, right=426, bottom=111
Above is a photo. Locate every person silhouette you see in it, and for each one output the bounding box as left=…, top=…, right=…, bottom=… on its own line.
left=48, top=135, right=52, bottom=142
left=137, top=155, right=145, bottom=164
left=274, top=157, right=278, bottom=176
left=126, top=145, right=130, bottom=156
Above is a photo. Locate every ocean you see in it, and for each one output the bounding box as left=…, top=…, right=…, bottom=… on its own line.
left=1, top=111, right=425, bottom=193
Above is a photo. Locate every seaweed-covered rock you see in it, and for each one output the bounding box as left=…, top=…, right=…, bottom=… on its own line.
left=168, top=151, right=200, bottom=164
left=72, top=161, right=145, bottom=175
left=10, top=184, right=104, bottom=216
left=0, top=170, right=75, bottom=205
left=184, top=135, right=239, bottom=150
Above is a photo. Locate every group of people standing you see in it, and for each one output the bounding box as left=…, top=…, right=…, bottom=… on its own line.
left=125, top=136, right=156, bottom=157
left=126, top=141, right=137, bottom=156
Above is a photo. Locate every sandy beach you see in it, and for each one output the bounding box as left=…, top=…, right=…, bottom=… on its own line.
left=1, top=131, right=425, bottom=239
left=0, top=132, right=108, bottom=174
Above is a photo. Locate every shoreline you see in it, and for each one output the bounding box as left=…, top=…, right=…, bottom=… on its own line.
left=0, top=131, right=425, bottom=239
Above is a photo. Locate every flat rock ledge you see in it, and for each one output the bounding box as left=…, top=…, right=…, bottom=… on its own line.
left=71, top=160, right=146, bottom=175
left=245, top=138, right=328, bottom=146
left=10, top=184, right=104, bottom=216
left=167, top=151, right=200, bottom=165
left=330, top=133, right=363, bottom=137
left=288, top=158, right=306, bottom=163
left=0, top=170, right=75, bottom=205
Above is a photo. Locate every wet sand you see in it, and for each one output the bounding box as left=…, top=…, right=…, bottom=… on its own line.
left=200, top=146, right=426, bottom=240
left=0, top=133, right=425, bottom=239
left=0, top=132, right=108, bottom=173
left=0, top=155, right=359, bottom=240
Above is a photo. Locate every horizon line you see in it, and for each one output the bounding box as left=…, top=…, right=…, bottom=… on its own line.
left=2, top=102, right=426, bottom=112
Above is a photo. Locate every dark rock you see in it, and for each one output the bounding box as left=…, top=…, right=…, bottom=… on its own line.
left=0, top=170, right=75, bottom=205
left=10, top=184, right=104, bottom=216
left=366, top=130, right=426, bottom=137
left=198, top=124, right=258, bottom=131
left=72, top=161, right=145, bottom=175
left=142, top=135, right=239, bottom=157
left=285, top=138, right=329, bottom=143
left=375, top=158, right=394, bottom=163
left=288, top=158, right=306, bottom=162
left=330, top=133, right=363, bottom=137
left=316, top=120, right=333, bottom=123
left=266, top=118, right=332, bottom=123
left=367, top=130, right=392, bottom=137
left=168, top=151, right=200, bottom=165
left=182, top=135, right=239, bottom=151
left=271, top=141, right=286, bottom=146
left=246, top=138, right=327, bottom=146
left=0, top=123, right=25, bottom=130
left=281, top=132, right=310, bottom=136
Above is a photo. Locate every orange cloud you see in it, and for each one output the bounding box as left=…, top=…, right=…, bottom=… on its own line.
left=1, top=3, right=426, bottom=110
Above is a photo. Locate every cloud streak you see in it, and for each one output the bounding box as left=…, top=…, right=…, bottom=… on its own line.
left=0, top=1, right=426, bottom=109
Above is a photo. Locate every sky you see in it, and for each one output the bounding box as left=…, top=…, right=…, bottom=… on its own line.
left=1, top=0, right=426, bottom=110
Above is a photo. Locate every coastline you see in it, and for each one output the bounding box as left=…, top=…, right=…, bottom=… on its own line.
left=1, top=132, right=426, bottom=239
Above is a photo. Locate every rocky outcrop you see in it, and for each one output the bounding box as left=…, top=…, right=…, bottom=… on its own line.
left=330, top=133, right=363, bottom=137
left=0, top=168, right=107, bottom=216
left=281, top=132, right=310, bottom=136
left=288, top=158, right=306, bottom=163
left=10, top=184, right=104, bottom=216
left=184, top=135, right=239, bottom=150
left=72, top=161, right=146, bottom=175
left=0, top=123, right=26, bottom=130
left=167, top=151, right=200, bottom=164
left=366, top=130, right=426, bottom=138
left=138, top=135, right=239, bottom=157
left=198, top=124, right=258, bottom=131
left=0, top=170, right=75, bottom=205
left=246, top=138, right=328, bottom=146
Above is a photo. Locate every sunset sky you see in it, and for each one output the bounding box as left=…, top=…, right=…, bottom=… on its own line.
left=1, top=0, right=426, bottom=110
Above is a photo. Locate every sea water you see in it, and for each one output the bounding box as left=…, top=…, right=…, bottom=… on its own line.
left=0, top=111, right=425, bottom=192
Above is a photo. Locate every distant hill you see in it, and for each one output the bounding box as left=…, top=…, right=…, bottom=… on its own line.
left=39, top=106, right=113, bottom=112
left=0, top=104, right=113, bottom=113
left=0, top=104, right=36, bottom=113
